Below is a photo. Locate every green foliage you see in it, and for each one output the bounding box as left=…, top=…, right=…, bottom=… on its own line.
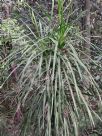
left=0, top=18, right=24, bottom=45
left=0, top=0, right=102, bottom=136
left=0, top=18, right=26, bottom=86
left=4, top=1, right=100, bottom=136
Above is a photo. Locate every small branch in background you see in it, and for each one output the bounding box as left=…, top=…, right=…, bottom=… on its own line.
left=81, top=0, right=91, bottom=89
left=85, top=0, right=91, bottom=60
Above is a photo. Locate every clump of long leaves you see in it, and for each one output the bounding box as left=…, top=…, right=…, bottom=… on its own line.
left=1, top=0, right=102, bottom=136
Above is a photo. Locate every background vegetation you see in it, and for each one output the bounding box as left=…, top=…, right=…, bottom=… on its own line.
left=0, top=0, right=102, bottom=136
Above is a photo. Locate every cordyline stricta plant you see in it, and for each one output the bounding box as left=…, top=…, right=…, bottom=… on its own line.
left=1, top=0, right=102, bottom=136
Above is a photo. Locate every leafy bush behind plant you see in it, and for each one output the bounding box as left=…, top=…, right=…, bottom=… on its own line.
left=0, top=0, right=102, bottom=136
